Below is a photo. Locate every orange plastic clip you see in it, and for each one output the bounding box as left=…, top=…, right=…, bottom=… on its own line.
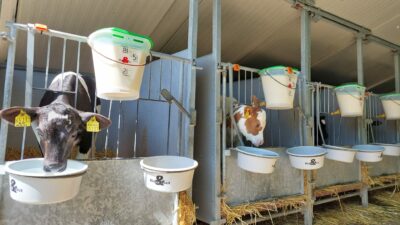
left=34, top=23, right=48, bottom=32
left=233, top=64, right=240, bottom=72
left=287, top=67, right=293, bottom=74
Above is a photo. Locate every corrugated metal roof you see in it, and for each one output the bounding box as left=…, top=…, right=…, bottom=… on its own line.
left=0, top=0, right=399, bottom=92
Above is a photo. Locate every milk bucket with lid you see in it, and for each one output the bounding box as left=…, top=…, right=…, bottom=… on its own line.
left=88, top=27, right=153, bottom=101
left=334, top=83, right=365, bottom=117
left=380, top=93, right=400, bottom=120
left=258, top=66, right=299, bottom=110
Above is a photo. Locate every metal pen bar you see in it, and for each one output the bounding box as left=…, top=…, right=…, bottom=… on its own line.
left=116, top=101, right=122, bottom=158
left=44, top=36, right=52, bottom=88
left=178, top=62, right=184, bottom=156
left=244, top=71, right=247, bottom=104
left=238, top=70, right=241, bottom=103
left=104, top=100, right=113, bottom=158
left=10, top=22, right=88, bottom=42
left=91, top=93, right=98, bottom=159
left=21, top=25, right=36, bottom=160
left=9, top=22, right=197, bottom=66
left=221, top=69, right=227, bottom=186
left=229, top=64, right=234, bottom=148
left=61, top=38, right=67, bottom=92
left=0, top=25, right=17, bottom=163
left=32, top=87, right=75, bottom=94
left=74, top=42, right=81, bottom=108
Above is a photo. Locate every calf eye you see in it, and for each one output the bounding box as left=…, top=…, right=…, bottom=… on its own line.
left=71, top=133, right=78, bottom=139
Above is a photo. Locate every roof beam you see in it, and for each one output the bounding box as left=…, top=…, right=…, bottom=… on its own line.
left=290, top=0, right=400, bottom=52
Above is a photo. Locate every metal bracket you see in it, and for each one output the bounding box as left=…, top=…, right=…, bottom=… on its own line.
left=0, top=31, right=13, bottom=42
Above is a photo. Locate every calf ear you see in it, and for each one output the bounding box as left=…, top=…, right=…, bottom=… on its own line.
left=0, top=106, right=39, bottom=126
left=79, top=112, right=112, bottom=130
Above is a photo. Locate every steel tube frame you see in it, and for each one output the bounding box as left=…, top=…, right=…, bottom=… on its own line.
left=356, top=35, right=369, bottom=207
left=182, top=0, right=198, bottom=159
left=395, top=53, right=400, bottom=143
left=0, top=25, right=17, bottom=163
left=300, top=8, right=314, bottom=225
left=211, top=0, right=222, bottom=224
left=292, top=0, right=400, bottom=51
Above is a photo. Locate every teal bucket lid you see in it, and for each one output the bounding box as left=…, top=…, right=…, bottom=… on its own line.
left=258, top=66, right=300, bottom=76
left=88, top=27, right=153, bottom=50
left=380, top=92, right=400, bottom=100
left=334, top=83, right=365, bottom=91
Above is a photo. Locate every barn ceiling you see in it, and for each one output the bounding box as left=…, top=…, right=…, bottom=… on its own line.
left=0, top=0, right=399, bottom=93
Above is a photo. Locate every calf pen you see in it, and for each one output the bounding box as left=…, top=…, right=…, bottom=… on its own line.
left=194, top=59, right=400, bottom=224
left=0, top=19, right=198, bottom=225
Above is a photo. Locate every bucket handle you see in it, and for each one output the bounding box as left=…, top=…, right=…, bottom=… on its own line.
left=88, top=43, right=152, bottom=67
left=263, top=69, right=298, bottom=90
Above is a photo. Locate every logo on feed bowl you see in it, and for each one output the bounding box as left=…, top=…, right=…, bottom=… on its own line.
left=150, top=175, right=171, bottom=186
left=305, top=159, right=318, bottom=166
left=10, top=179, right=22, bottom=193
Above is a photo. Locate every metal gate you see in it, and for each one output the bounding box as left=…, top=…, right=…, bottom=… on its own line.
left=0, top=22, right=197, bottom=162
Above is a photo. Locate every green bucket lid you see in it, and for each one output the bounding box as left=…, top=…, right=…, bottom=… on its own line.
left=111, top=27, right=154, bottom=49
left=89, top=27, right=154, bottom=50
left=334, top=83, right=365, bottom=90
left=258, top=66, right=300, bottom=76
left=380, top=92, right=400, bottom=100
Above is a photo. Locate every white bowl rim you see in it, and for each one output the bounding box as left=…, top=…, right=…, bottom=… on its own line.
left=5, top=158, right=88, bottom=178
left=323, top=144, right=358, bottom=152
left=286, top=146, right=327, bottom=157
left=235, top=146, right=280, bottom=159
left=140, top=156, right=198, bottom=173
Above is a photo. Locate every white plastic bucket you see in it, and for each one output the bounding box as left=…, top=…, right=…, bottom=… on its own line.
left=352, top=145, right=384, bottom=162
left=286, top=146, right=327, bottom=170
left=334, top=84, right=365, bottom=117
left=5, top=158, right=87, bottom=204
left=140, top=156, right=198, bottom=193
left=380, top=93, right=400, bottom=120
left=88, top=28, right=153, bottom=101
left=323, top=145, right=358, bottom=163
left=235, top=146, right=279, bottom=174
left=258, top=66, right=299, bottom=109
left=371, top=143, right=400, bottom=156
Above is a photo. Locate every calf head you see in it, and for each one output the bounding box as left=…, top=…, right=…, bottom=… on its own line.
left=0, top=102, right=111, bottom=172
left=233, top=96, right=266, bottom=146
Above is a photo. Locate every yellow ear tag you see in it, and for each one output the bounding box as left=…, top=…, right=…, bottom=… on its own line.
left=86, top=116, right=100, bottom=132
left=244, top=108, right=251, bottom=119
left=15, top=110, right=31, bottom=127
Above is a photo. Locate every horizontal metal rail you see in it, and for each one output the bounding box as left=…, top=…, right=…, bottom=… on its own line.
left=8, top=22, right=195, bottom=65
left=290, top=0, right=400, bottom=52
left=314, top=191, right=361, bottom=205
left=242, top=208, right=304, bottom=224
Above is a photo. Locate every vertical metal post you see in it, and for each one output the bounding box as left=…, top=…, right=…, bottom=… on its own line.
left=356, top=34, right=368, bottom=207
left=212, top=0, right=221, bottom=224
left=183, top=0, right=198, bottom=159
left=300, top=9, right=314, bottom=225
left=20, top=24, right=35, bottom=159
left=394, top=53, right=400, bottom=142
left=0, top=24, right=17, bottom=163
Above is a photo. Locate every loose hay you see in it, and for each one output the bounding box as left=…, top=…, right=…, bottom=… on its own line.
left=314, top=190, right=400, bottom=225
left=178, top=191, right=196, bottom=225
left=221, top=195, right=306, bottom=225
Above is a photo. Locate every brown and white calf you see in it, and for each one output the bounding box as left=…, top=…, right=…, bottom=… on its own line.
left=0, top=72, right=111, bottom=172
left=227, top=96, right=267, bottom=147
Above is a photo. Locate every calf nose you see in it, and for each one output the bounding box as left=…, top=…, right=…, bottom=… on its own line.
left=43, top=162, right=67, bottom=172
